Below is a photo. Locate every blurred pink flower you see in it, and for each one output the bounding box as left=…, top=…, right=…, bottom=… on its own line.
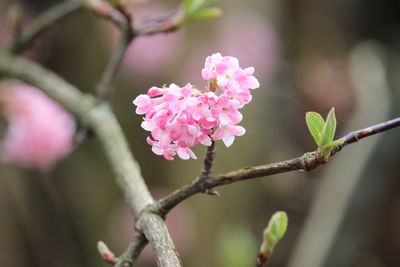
left=0, top=82, right=76, bottom=170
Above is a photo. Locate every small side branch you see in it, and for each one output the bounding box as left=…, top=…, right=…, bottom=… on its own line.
left=332, top=117, right=400, bottom=154
left=91, top=2, right=184, bottom=36
left=96, top=16, right=134, bottom=100
left=8, top=1, right=83, bottom=54
left=157, top=153, right=318, bottom=215
left=134, top=5, right=185, bottom=36
left=201, top=140, right=215, bottom=178
left=114, top=232, right=148, bottom=267
left=157, top=117, right=400, bottom=215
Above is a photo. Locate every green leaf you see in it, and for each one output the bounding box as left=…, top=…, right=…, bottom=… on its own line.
left=320, top=107, right=337, bottom=147
left=261, top=211, right=288, bottom=252
left=321, top=138, right=345, bottom=150
left=183, top=0, right=220, bottom=24
left=184, top=0, right=195, bottom=11
left=320, top=138, right=344, bottom=159
left=189, top=7, right=222, bottom=20
left=306, top=112, right=325, bottom=145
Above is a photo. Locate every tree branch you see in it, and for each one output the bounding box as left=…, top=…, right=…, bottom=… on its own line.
left=201, top=140, right=215, bottom=178
left=95, top=8, right=134, bottom=100
left=156, top=117, right=400, bottom=216
left=331, top=117, right=400, bottom=154
left=133, top=5, right=185, bottom=36
left=96, top=26, right=133, bottom=100
left=90, top=1, right=184, bottom=36
left=114, top=232, right=148, bottom=267
left=93, top=3, right=184, bottom=101
left=0, top=52, right=182, bottom=267
left=8, top=1, right=83, bottom=54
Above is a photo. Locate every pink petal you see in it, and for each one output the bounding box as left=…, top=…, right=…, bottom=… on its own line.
left=222, top=132, right=235, bottom=147
left=181, top=86, right=192, bottom=98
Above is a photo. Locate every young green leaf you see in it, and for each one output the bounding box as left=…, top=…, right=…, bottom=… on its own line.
left=320, top=138, right=344, bottom=160
left=320, top=107, right=337, bottom=147
left=306, top=112, right=325, bottom=145
left=257, top=211, right=288, bottom=266
left=183, top=0, right=220, bottom=24
left=189, top=7, right=222, bottom=21
left=261, top=211, right=288, bottom=252
left=321, top=138, right=345, bottom=150
left=184, top=0, right=195, bottom=8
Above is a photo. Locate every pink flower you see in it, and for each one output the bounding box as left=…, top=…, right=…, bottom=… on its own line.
left=0, top=82, right=76, bottom=169
left=163, top=84, right=193, bottom=114
left=211, top=96, right=243, bottom=126
left=202, top=53, right=240, bottom=86
left=133, top=54, right=258, bottom=160
left=211, top=125, right=246, bottom=147
left=133, top=94, right=153, bottom=114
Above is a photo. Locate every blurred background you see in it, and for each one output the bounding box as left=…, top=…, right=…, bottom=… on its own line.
left=1, top=0, right=400, bottom=266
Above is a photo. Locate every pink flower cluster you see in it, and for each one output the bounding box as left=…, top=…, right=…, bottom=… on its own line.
left=0, top=82, right=76, bottom=169
left=133, top=53, right=259, bottom=160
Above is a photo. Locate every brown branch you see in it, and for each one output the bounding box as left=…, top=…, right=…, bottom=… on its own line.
left=134, top=5, right=185, bottom=36
left=85, top=0, right=126, bottom=29
left=0, top=52, right=182, bottom=267
left=95, top=6, right=134, bottom=100
left=90, top=1, right=184, bottom=36
left=8, top=1, right=83, bottom=54
left=96, top=26, right=133, bottom=100
left=114, top=232, right=148, bottom=267
left=331, top=117, right=400, bottom=154
left=156, top=117, right=400, bottom=216
left=201, top=140, right=215, bottom=178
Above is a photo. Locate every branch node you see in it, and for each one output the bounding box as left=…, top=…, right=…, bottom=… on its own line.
left=301, top=152, right=325, bottom=171
left=205, top=188, right=220, bottom=196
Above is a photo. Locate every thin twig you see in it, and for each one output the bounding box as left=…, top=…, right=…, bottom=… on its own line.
left=200, top=141, right=220, bottom=196
left=90, top=1, right=184, bottom=100
left=92, top=1, right=184, bottom=36
left=134, top=5, right=185, bottom=36
left=331, top=117, right=400, bottom=154
left=8, top=1, right=83, bottom=54
left=93, top=3, right=185, bottom=102
left=201, top=140, right=215, bottom=178
left=96, top=14, right=134, bottom=100
left=156, top=117, right=400, bottom=215
left=114, top=232, right=148, bottom=267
